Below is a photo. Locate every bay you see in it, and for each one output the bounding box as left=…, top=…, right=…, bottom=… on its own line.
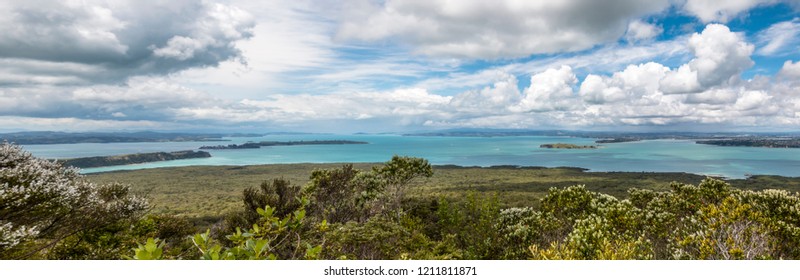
left=20, top=134, right=800, bottom=178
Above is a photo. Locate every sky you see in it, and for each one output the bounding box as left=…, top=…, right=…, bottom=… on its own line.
left=1, top=0, right=800, bottom=133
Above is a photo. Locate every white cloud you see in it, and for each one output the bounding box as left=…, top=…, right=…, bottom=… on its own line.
left=336, top=0, right=671, bottom=59
left=174, top=88, right=453, bottom=125
left=660, top=64, right=703, bottom=94
left=625, top=20, right=663, bottom=42
left=414, top=37, right=689, bottom=93
left=682, top=0, right=779, bottom=23
left=756, top=18, right=800, bottom=56
left=660, top=24, right=754, bottom=94
left=580, top=62, right=669, bottom=104
left=778, top=60, right=800, bottom=79
left=449, top=73, right=521, bottom=113
left=0, top=116, right=168, bottom=132
left=514, top=66, right=579, bottom=112
left=734, top=90, right=772, bottom=111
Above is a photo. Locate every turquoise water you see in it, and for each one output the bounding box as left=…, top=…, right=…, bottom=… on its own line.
left=21, top=134, right=800, bottom=178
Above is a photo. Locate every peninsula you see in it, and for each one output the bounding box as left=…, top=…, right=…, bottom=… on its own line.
left=199, top=140, right=368, bottom=150
left=696, top=138, right=800, bottom=148
left=60, top=150, right=211, bottom=168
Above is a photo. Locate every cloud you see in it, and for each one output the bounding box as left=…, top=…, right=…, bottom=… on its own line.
left=625, top=20, right=663, bottom=42
left=0, top=0, right=255, bottom=86
left=0, top=77, right=219, bottom=122
left=580, top=62, right=670, bottom=104
left=756, top=18, right=800, bottom=56
left=0, top=116, right=169, bottom=132
left=449, top=73, right=521, bottom=113
left=414, top=37, right=689, bottom=93
left=174, top=88, right=453, bottom=125
left=660, top=24, right=754, bottom=94
left=684, top=88, right=740, bottom=104
left=682, top=0, right=779, bottom=23
left=778, top=60, right=800, bottom=79
left=514, top=66, right=579, bottom=112
left=336, top=0, right=670, bottom=59
left=2, top=0, right=800, bottom=134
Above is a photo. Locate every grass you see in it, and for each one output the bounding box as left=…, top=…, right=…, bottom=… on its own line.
left=87, top=163, right=800, bottom=221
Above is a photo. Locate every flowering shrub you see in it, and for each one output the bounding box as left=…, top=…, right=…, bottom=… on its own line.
left=0, top=143, right=148, bottom=259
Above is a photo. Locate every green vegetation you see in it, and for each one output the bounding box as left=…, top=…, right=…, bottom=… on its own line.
left=540, top=143, right=598, bottom=149
left=5, top=142, right=800, bottom=260
left=60, top=150, right=211, bottom=168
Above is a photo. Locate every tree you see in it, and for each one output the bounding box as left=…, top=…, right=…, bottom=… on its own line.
left=373, top=156, right=433, bottom=213
left=0, top=143, right=148, bottom=259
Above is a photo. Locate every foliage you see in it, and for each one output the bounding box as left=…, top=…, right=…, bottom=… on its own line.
left=372, top=156, right=433, bottom=212
left=129, top=238, right=164, bottom=260
left=675, top=196, right=770, bottom=259
left=304, top=156, right=432, bottom=224
left=190, top=202, right=325, bottom=260
left=304, top=164, right=371, bottom=223
left=0, top=143, right=148, bottom=259
left=323, top=215, right=451, bottom=260
left=436, top=192, right=504, bottom=259
left=514, top=178, right=800, bottom=260
left=222, top=178, right=303, bottom=235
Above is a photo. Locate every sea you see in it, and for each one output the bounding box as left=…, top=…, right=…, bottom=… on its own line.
left=20, top=134, right=800, bottom=179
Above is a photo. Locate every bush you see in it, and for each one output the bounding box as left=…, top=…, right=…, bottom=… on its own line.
left=0, top=143, right=148, bottom=259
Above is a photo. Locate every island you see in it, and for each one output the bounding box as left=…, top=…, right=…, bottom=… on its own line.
left=59, top=150, right=211, bottom=168
left=199, top=140, right=368, bottom=150
left=696, top=138, right=800, bottom=148
left=540, top=143, right=598, bottom=149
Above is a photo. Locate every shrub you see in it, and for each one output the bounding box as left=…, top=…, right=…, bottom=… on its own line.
left=1, top=143, right=148, bottom=259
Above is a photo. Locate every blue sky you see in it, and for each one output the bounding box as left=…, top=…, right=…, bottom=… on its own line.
left=1, top=0, right=800, bottom=133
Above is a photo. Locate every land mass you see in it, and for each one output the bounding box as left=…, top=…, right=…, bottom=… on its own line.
left=595, top=137, right=641, bottom=143
left=87, top=163, right=800, bottom=220
left=403, top=129, right=784, bottom=139
left=0, top=131, right=262, bottom=145
left=696, top=138, right=800, bottom=148
left=60, top=150, right=211, bottom=168
left=540, top=143, right=598, bottom=149
left=199, top=140, right=368, bottom=150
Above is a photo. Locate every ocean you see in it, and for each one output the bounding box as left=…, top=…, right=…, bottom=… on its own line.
left=20, top=134, right=800, bottom=178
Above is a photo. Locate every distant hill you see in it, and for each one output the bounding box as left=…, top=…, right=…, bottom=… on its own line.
left=199, top=140, right=368, bottom=150
left=0, top=131, right=262, bottom=144
left=59, top=150, right=212, bottom=168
